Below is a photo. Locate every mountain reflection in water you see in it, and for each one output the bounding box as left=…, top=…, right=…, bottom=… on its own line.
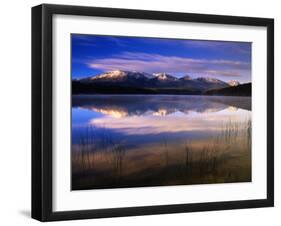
left=72, top=95, right=251, bottom=190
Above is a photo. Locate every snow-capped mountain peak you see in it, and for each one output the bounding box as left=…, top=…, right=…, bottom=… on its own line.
left=196, top=77, right=225, bottom=84
left=87, top=70, right=155, bottom=81
left=77, top=70, right=237, bottom=93
left=153, top=73, right=177, bottom=81
left=91, top=70, right=127, bottom=80
left=228, top=80, right=240, bottom=86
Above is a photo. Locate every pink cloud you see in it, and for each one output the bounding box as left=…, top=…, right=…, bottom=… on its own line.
left=87, top=52, right=251, bottom=79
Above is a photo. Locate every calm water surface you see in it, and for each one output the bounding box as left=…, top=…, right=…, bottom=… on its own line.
left=72, top=95, right=251, bottom=190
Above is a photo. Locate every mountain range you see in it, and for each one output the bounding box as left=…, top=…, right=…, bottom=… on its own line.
left=73, top=70, right=249, bottom=95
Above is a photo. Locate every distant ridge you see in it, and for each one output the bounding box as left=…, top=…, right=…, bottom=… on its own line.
left=205, top=83, right=251, bottom=96
left=73, top=70, right=247, bottom=95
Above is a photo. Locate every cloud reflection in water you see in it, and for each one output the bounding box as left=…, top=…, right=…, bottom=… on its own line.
left=72, top=95, right=251, bottom=136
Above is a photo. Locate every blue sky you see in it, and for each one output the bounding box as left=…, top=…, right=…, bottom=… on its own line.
left=72, top=34, right=251, bottom=83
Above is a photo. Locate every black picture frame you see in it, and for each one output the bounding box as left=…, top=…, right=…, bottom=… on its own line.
left=32, top=4, right=274, bottom=222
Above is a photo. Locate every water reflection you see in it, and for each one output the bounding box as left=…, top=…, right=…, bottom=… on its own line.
left=72, top=95, right=251, bottom=117
left=72, top=95, right=251, bottom=190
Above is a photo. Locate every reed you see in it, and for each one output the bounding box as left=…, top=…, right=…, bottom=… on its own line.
left=72, top=118, right=251, bottom=189
left=111, top=144, right=126, bottom=180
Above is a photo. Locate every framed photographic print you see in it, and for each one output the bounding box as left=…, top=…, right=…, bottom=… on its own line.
left=32, top=4, right=274, bottom=221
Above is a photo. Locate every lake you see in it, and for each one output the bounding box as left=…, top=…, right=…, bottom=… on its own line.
left=71, top=95, right=251, bottom=190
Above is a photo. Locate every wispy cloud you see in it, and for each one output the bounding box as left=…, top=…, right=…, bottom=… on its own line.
left=87, top=52, right=251, bottom=79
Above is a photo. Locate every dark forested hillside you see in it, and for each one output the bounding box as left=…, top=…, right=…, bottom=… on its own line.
left=205, top=83, right=251, bottom=96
